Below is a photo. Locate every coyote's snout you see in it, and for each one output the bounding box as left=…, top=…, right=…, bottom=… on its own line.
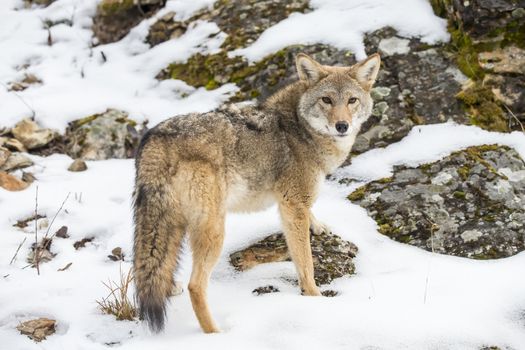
left=133, top=53, right=380, bottom=333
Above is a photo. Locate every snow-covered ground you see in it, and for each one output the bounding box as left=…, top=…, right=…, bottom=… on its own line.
left=1, top=0, right=524, bottom=349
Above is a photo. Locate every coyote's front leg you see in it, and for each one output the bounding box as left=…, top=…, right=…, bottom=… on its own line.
left=279, top=201, right=321, bottom=296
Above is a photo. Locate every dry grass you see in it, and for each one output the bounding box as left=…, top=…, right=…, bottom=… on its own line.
left=96, top=266, right=137, bottom=321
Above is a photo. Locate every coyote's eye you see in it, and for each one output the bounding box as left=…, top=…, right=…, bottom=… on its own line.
left=321, top=97, right=332, bottom=105
left=348, top=97, right=358, bottom=104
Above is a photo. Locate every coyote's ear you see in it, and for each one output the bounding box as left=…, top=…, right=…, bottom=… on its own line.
left=296, top=53, right=326, bottom=84
left=352, top=53, right=381, bottom=91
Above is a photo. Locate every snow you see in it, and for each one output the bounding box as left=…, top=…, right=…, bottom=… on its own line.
left=1, top=0, right=525, bottom=349
left=2, top=124, right=525, bottom=349
left=232, top=0, right=449, bottom=62
left=0, top=0, right=232, bottom=132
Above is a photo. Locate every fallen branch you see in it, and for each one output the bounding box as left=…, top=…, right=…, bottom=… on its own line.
left=34, top=186, right=40, bottom=275
left=9, top=237, right=27, bottom=265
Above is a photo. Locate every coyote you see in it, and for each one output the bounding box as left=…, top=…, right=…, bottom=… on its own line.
left=133, top=53, right=381, bottom=333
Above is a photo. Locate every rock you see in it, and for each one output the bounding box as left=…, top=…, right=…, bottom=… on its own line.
left=92, top=0, right=166, bottom=45
left=479, top=46, right=525, bottom=75
left=73, top=237, right=94, bottom=250
left=28, top=238, right=55, bottom=265
left=349, top=28, right=471, bottom=155
left=17, top=318, right=56, bottom=342
left=73, top=237, right=95, bottom=250
left=146, top=12, right=188, bottom=46
left=0, top=152, right=33, bottom=172
left=431, top=0, right=525, bottom=42
left=252, top=285, right=280, bottom=295
left=321, top=290, right=338, bottom=297
left=348, top=145, right=525, bottom=259
left=67, top=159, right=87, bottom=172
left=0, top=172, right=29, bottom=191
left=65, top=109, right=140, bottom=160
left=3, top=138, right=26, bottom=152
left=170, top=281, right=184, bottom=296
left=156, top=0, right=311, bottom=100
left=13, top=214, right=46, bottom=228
left=378, top=36, right=411, bottom=56
left=430, top=0, right=525, bottom=131
left=230, top=231, right=358, bottom=285
left=11, top=119, right=56, bottom=150
left=0, top=147, right=10, bottom=167
left=8, top=73, right=42, bottom=92
left=149, top=0, right=309, bottom=49
left=55, top=226, right=69, bottom=238
left=108, top=247, right=124, bottom=261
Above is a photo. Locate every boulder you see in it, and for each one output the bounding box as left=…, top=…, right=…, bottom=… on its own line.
left=0, top=172, right=29, bottom=191
left=0, top=152, right=33, bottom=172
left=92, top=0, right=166, bottom=45
left=348, top=145, right=525, bottom=259
left=230, top=230, right=358, bottom=285
left=17, top=318, right=56, bottom=342
left=11, top=119, right=56, bottom=150
left=65, top=109, right=140, bottom=160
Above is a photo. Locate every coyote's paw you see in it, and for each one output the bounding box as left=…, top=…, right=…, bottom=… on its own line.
left=309, top=216, right=331, bottom=236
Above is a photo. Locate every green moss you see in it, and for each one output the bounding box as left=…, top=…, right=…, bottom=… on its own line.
left=456, top=83, right=508, bottom=132
left=71, top=115, right=98, bottom=129
left=377, top=177, right=393, bottom=184
left=429, top=0, right=451, bottom=18
left=457, top=165, right=470, bottom=180
left=347, top=185, right=368, bottom=201
left=378, top=223, right=392, bottom=235
left=462, top=144, right=509, bottom=180
left=490, top=19, right=525, bottom=49
left=98, top=0, right=134, bottom=16
left=163, top=47, right=289, bottom=99
left=472, top=247, right=500, bottom=260
left=448, top=28, right=486, bottom=80
left=453, top=191, right=466, bottom=199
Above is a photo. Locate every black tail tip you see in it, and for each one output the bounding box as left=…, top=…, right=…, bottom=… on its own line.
left=139, top=300, right=166, bottom=333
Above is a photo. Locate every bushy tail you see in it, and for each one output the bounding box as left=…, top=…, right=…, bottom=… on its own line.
left=132, top=180, right=183, bottom=332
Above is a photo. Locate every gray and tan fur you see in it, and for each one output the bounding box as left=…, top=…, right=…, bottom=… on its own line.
left=133, top=53, right=381, bottom=333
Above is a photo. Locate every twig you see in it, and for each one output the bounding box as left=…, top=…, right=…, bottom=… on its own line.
left=503, top=103, right=525, bottom=133
left=34, top=186, right=40, bottom=275
left=32, top=192, right=71, bottom=272
left=9, top=237, right=27, bottom=265
left=57, top=262, right=72, bottom=272
left=0, top=81, right=36, bottom=119
left=44, top=192, right=71, bottom=240
left=422, top=213, right=438, bottom=304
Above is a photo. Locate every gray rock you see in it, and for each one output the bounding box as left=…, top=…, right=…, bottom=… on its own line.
left=65, top=109, right=140, bottom=160
left=230, top=231, right=358, bottom=285
left=0, top=152, right=33, bottom=172
left=348, top=145, right=525, bottom=259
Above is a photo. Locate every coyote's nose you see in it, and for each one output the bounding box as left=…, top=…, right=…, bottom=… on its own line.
left=335, top=121, right=349, bottom=134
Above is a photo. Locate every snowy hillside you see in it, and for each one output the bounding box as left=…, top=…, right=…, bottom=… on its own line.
left=1, top=0, right=525, bottom=349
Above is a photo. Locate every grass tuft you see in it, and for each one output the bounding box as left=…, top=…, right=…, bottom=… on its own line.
left=96, top=266, right=137, bottom=321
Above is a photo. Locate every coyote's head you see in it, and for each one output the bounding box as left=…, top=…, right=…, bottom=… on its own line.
left=295, top=53, right=381, bottom=139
